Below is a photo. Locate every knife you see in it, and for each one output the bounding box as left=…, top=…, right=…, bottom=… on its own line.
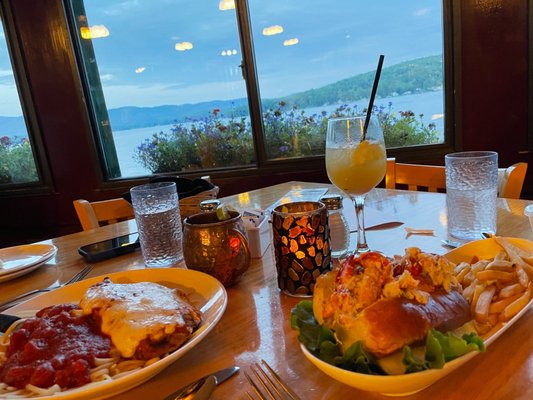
left=163, top=366, right=239, bottom=400
left=441, top=239, right=463, bottom=249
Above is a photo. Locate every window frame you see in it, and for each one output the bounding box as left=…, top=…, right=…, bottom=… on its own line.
left=63, top=0, right=458, bottom=184
left=0, top=0, right=53, bottom=195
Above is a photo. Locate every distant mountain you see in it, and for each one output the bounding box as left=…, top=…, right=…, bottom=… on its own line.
left=108, top=99, right=250, bottom=131
left=278, top=55, right=442, bottom=108
left=0, top=55, right=442, bottom=134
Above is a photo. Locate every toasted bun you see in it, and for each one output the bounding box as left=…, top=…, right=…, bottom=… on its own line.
left=333, top=289, right=471, bottom=357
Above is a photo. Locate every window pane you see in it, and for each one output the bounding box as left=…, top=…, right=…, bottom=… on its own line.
left=249, top=0, right=445, bottom=160
left=0, top=16, right=38, bottom=184
left=70, top=0, right=254, bottom=178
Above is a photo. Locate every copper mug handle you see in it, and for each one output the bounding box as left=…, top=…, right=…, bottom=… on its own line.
left=229, top=227, right=251, bottom=269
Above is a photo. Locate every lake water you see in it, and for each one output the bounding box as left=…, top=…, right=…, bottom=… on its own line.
left=113, top=90, right=444, bottom=178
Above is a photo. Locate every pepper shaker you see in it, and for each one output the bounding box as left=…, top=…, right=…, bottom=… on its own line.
left=320, top=194, right=350, bottom=259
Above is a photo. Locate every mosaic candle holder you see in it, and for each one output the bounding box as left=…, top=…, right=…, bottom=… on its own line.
left=271, top=201, right=331, bottom=296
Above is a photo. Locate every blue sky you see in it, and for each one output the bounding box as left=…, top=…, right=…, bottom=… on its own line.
left=0, top=0, right=443, bottom=115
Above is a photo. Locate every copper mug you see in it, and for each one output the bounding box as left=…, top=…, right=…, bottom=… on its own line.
left=183, top=210, right=251, bottom=286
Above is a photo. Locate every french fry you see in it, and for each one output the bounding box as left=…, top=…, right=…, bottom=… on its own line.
left=495, top=237, right=533, bottom=279
left=462, top=280, right=476, bottom=302
left=489, top=292, right=523, bottom=314
left=498, top=283, right=525, bottom=299
left=455, top=264, right=471, bottom=284
left=454, top=261, right=470, bottom=275
left=463, top=270, right=477, bottom=286
left=474, top=285, right=496, bottom=322
left=471, top=260, right=490, bottom=273
left=516, top=265, right=530, bottom=288
left=476, top=270, right=516, bottom=283
left=493, top=251, right=508, bottom=261
left=471, top=283, right=486, bottom=313
left=485, top=259, right=514, bottom=272
left=453, top=239, right=533, bottom=333
left=500, top=284, right=532, bottom=321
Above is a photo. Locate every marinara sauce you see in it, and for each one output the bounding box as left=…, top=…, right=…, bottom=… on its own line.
left=0, top=303, right=112, bottom=389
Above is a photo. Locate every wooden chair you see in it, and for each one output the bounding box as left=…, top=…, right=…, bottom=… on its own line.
left=385, top=158, right=446, bottom=192
left=73, top=175, right=217, bottom=231
left=73, top=198, right=134, bottom=231
left=385, top=158, right=528, bottom=199
left=497, top=162, right=528, bottom=199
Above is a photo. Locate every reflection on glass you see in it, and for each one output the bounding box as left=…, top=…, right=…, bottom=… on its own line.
left=70, top=0, right=254, bottom=178
left=0, top=18, right=38, bottom=185
left=249, top=0, right=445, bottom=160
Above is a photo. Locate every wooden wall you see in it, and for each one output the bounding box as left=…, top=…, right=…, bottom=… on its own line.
left=0, top=0, right=530, bottom=247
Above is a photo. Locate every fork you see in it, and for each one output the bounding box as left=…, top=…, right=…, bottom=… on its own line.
left=244, top=359, right=302, bottom=400
left=0, top=265, right=93, bottom=310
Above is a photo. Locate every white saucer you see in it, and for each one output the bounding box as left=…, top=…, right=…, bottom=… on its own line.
left=0, top=244, right=57, bottom=283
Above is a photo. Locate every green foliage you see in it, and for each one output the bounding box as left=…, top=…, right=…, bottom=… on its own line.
left=263, top=101, right=327, bottom=159
left=375, top=105, right=440, bottom=148
left=134, top=109, right=255, bottom=172
left=134, top=102, right=440, bottom=174
left=0, top=136, right=38, bottom=184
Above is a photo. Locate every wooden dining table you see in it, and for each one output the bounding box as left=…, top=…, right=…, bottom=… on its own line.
left=1, top=181, right=533, bottom=400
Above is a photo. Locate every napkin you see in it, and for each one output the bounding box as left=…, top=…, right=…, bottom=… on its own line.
left=342, top=197, right=403, bottom=232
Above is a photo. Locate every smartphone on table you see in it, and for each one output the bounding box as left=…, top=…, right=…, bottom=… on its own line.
left=78, top=233, right=140, bottom=262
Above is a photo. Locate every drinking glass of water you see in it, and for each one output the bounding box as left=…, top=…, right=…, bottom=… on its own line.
left=130, top=182, right=184, bottom=267
left=445, top=151, right=498, bottom=240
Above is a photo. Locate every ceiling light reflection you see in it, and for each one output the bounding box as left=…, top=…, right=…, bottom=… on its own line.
left=283, top=38, right=299, bottom=46
left=221, top=49, right=238, bottom=56
left=135, top=67, right=146, bottom=74
left=175, top=41, right=193, bottom=51
left=80, top=25, right=110, bottom=39
left=431, top=113, right=444, bottom=120
left=219, top=0, right=235, bottom=11
left=262, top=25, right=283, bottom=36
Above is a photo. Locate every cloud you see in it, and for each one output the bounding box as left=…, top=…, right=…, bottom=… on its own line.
left=100, top=74, right=114, bottom=81
left=0, top=83, right=23, bottom=116
left=413, top=8, right=430, bottom=17
left=101, top=81, right=246, bottom=109
left=102, top=0, right=141, bottom=16
left=0, top=69, right=13, bottom=78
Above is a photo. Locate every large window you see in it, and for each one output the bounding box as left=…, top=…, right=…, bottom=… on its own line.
left=249, top=0, right=445, bottom=160
left=0, top=10, right=39, bottom=186
left=67, top=0, right=447, bottom=179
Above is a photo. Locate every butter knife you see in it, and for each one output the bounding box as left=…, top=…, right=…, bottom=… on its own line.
left=163, top=366, right=239, bottom=400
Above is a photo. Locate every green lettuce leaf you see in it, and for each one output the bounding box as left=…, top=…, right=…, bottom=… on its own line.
left=290, top=301, right=383, bottom=374
left=291, top=301, right=485, bottom=376
left=404, top=328, right=486, bottom=371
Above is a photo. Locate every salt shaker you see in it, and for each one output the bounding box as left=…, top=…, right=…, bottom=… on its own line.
left=199, top=199, right=221, bottom=212
left=320, top=194, right=350, bottom=259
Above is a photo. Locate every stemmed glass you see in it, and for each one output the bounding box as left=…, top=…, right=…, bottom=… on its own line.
left=325, top=116, right=387, bottom=254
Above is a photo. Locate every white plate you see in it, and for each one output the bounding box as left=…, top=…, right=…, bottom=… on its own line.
left=301, top=237, right=533, bottom=396
left=0, top=244, right=57, bottom=281
left=3, top=268, right=228, bottom=400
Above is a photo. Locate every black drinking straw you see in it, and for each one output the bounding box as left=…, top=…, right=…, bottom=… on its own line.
left=362, top=54, right=385, bottom=140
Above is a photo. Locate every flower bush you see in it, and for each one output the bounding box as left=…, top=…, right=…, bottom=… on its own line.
left=134, top=109, right=254, bottom=172
left=0, top=136, right=38, bottom=184
left=134, top=101, right=441, bottom=173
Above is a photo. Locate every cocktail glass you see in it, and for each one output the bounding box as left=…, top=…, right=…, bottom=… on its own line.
left=325, top=116, right=387, bottom=253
